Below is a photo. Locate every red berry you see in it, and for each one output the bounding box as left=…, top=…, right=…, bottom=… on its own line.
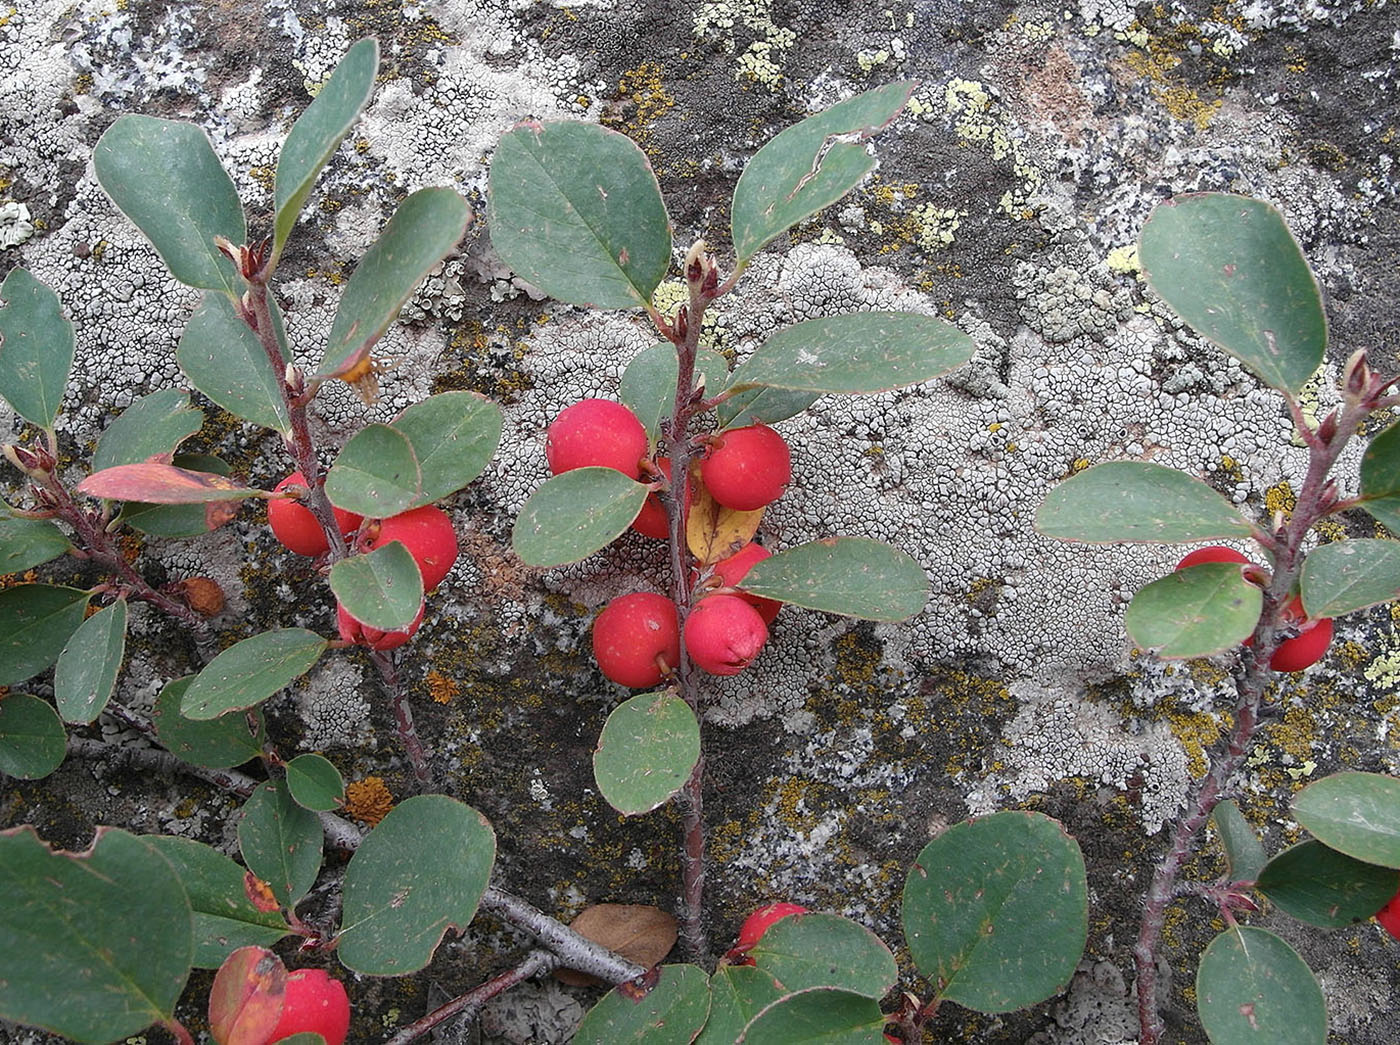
left=266, top=968, right=350, bottom=1045
left=547, top=399, right=648, bottom=479
left=702, top=543, right=782, bottom=625
left=592, top=593, right=680, bottom=688
left=1376, top=885, right=1400, bottom=939
left=370, top=506, right=458, bottom=592
left=700, top=425, right=791, bottom=511
left=337, top=601, right=424, bottom=652
left=685, top=594, right=769, bottom=676
left=1175, top=545, right=1250, bottom=571
left=632, top=457, right=673, bottom=539
left=1269, top=616, right=1333, bottom=672
left=268, top=472, right=363, bottom=557
left=736, top=902, right=808, bottom=951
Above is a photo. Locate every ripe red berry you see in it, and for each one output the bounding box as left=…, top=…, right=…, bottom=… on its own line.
left=736, top=902, right=808, bottom=951
left=1269, top=616, right=1334, bottom=672
left=546, top=399, right=648, bottom=479
left=700, top=424, right=791, bottom=511
left=337, top=601, right=424, bottom=652
left=1175, top=545, right=1250, bottom=571
left=266, top=968, right=350, bottom=1045
left=632, top=457, right=673, bottom=539
left=370, top=506, right=458, bottom=592
left=685, top=594, right=769, bottom=676
left=1376, top=885, right=1400, bottom=939
left=268, top=472, right=363, bottom=557
left=592, top=592, right=681, bottom=688
left=708, top=542, right=782, bottom=625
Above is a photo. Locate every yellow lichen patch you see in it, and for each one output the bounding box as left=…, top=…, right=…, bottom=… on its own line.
left=1263, top=481, right=1296, bottom=519
left=344, top=776, right=395, bottom=826
left=425, top=670, right=460, bottom=705
left=1164, top=704, right=1229, bottom=778
left=1120, top=46, right=1221, bottom=131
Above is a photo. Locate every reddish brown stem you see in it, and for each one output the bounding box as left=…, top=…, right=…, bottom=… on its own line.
left=381, top=951, right=559, bottom=1045
left=370, top=648, right=433, bottom=789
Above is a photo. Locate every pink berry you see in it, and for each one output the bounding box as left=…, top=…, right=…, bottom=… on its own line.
left=592, top=593, right=680, bottom=688
left=1376, top=885, right=1400, bottom=940
left=547, top=399, right=648, bottom=479
left=1175, top=545, right=1250, bottom=571
left=337, top=601, right=424, bottom=652
left=704, top=542, right=781, bottom=625
left=736, top=902, right=808, bottom=951
left=685, top=594, right=769, bottom=676
left=370, top=506, right=458, bottom=592
left=268, top=472, right=362, bottom=557
left=1269, top=616, right=1333, bottom=672
left=266, top=968, right=350, bottom=1045
left=700, top=425, right=791, bottom=511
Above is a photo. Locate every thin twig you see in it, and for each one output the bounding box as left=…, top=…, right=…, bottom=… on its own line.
left=381, top=950, right=560, bottom=1045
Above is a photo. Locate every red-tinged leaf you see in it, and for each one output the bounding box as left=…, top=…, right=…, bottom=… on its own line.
left=208, top=946, right=286, bottom=1045
left=77, top=463, right=260, bottom=504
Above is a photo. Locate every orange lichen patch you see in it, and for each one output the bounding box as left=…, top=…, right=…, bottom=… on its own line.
left=334, top=353, right=387, bottom=405
left=344, top=776, right=395, bottom=826
left=425, top=670, right=460, bottom=705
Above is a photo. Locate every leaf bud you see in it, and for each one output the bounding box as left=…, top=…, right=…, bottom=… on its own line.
left=684, top=239, right=707, bottom=285
left=4, top=443, right=47, bottom=476
left=674, top=304, right=689, bottom=343
left=1343, top=348, right=1370, bottom=399
left=1316, top=410, right=1337, bottom=445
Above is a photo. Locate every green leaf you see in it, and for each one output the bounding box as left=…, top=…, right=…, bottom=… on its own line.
left=152, top=676, right=267, bottom=769
left=738, top=987, right=888, bottom=1043
left=324, top=424, right=422, bottom=519
left=0, top=267, right=74, bottom=429
left=177, top=293, right=293, bottom=434
left=91, top=388, right=204, bottom=473
left=732, top=81, right=915, bottom=264
left=53, top=599, right=127, bottom=724
left=1300, top=539, right=1400, bottom=618
left=144, top=836, right=292, bottom=969
left=1037, top=461, right=1254, bottom=543
left=620, top=343, right=730, bottom=438
left=731, top=312, right=975, bottom=395
left=1212, top=800, right=1267, bottom=883
left=1139, top=193, right=1326, bottom=395
left=697, top=965, right=785, bottom=1045
left=740, top=537, right=927, bottom=621
left=93, top=114, right=245, bottom=294
left=118, top=454, right=236, bottom=537
left=238, top=781, right=323, bottom=908
left=76, top=462, right=258, bottom=504
left=594, top=692, right=700, bottom=815
left=717, top=385, right=822, bottom=429
left=329, top=541, right=424, bottom=631
left=180, top=629, right=327, bottom=720
left=1124, top=561, right=1263, bottom=658
left=750, top=912, right=897, bottom=999
left=338, top=795, right=496, bottom=975
left=488, top=120, right=671, bottom=310
left=389, top=391, right=503, bottom=508
left=903, top=810, right=1088, bottom=1013
left=1255, top=839, right=1400, bottom=928
left=284, top=753, right=345, bottom=812
left=512, top=467, right=650, bottom=568
left=1359, top=421, right=1400, bottom=534
left=573, top=964, right=710, bottom=1044
left=0, top=826, right=193, bottom=1043
left=318, top=188, right=472, bottom=379
left=1292, top=772, right=1400, bottom=869
left=0, top=584, right=90, bottom=686
left=0, top=513, right=70, bottom=573
left=0, top=693, right=67, bottom=779
left=273, top=39, right=379, bottom=264
left=1195, top=927, right=1325, bottom=1045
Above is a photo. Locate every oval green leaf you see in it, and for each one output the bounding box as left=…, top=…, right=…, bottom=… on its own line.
left=0, top=826, right=193, bottom=1043
left=0, top=267, right=74, bottom=430
left=389, top=390, right=503, bottom=508
left=512, top=467, right=650, bottom=567
left=903, top=810, right=1088, bottom=1013
left=731, top=311, right=975, bottom=395
left=318, top=188, right=472, bottom=379
left=93, top=114, right=245, bottom=294
left=1037, top=461, right=1254, bottom=543
left=1125, top=561, right=1263, bottom=659
left=0, top=513, right=71, bottom=573
left=750, top=912, right=897, bottom=999
left=177, top=292, right=293, bottom=434
left=152, top=676, right=267, bottom=769
left=488, top=120, right=671, bottom=310
left=1359, top=420, right=1400, bottom=535
left=180, top=629, right=327, bottom=721
left=76, top=462, right=258, bottom=504
left=739, top=987, right=887, bottom=1043
left=338, top=795, right=496, bottom=975
left=1139, top=193, right=1326, bottom=395
left=0, top=584, right=90, bottom=686
left=144, top=836, right=292, bottom=968
left=1255, top=839, right=1400, bottom=928
left=91, top=387, right=204, bottom=473
left=573, top=964, right=710, bottom=1044
left=324, top=423, right=422, bottom=519
left=273, top=38, right=379, bottom=264
left=1300, top=539, right=1400, bottom=618
left=118, top=454, right=236, bottom=537
left=238, top=780, right=323, bottom=908
left=717, top=385, right=822, bottom=430
left=1212, top=800, right=1267, bottom=883
left=594, top=692, right=700, bottom=815
left=0, top=693, right=67, bottom=779
left=1195, top=927, right=1325, bottom=1045
left=1292, top=772, right=1400, bottom=869
left=284, top=753, right=345, bottom=812
left=620, top=342, right=731, bottom=438
left=741, top=537, right=927, bottom=622
left=54, top=598, right=127, bottom=724
left=698, top=964, right=786, bottom=1045
left=732, top=80, right=916, bottom=263
left=329, top=541, right=424, bottom=631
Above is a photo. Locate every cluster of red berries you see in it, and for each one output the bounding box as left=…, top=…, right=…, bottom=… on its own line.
left=268, top=472, right=458, bottom=652
left=544, top=398, right=792, bottom=686
left=1174, top=546, right=1333, bottom=671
